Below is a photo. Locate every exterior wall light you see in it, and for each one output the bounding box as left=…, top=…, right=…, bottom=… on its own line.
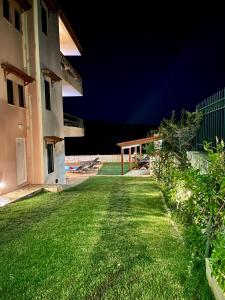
left=0, top=182, right=6, bottom=189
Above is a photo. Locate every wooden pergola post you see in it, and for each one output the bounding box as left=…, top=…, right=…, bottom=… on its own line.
left=134, top=146, right=137, bottom=163
left=117, top=136, right=162, bottom=176
left=129, top=147, right=132, bottom=170
left=139, top=144, right=142, bottom=159
left=121, top=148, right=124, bottom=175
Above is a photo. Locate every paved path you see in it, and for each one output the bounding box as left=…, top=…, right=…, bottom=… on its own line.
left=124, top=169, right=150, bottom=176
left=0, top=176, right=89, bottom=208
left=0, top=185, right=43, bottom=207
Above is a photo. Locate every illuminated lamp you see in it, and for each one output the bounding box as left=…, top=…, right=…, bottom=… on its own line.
left=0, top=182, right=5, bottom=189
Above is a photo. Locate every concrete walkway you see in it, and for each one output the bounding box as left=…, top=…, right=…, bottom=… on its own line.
left=124, top=169, right=150, bottom=176
left=0, top=176, right=89, bottom=208
left=0, top=185, right=43, bottom=208
left=63, top=175, right=89, bottom=190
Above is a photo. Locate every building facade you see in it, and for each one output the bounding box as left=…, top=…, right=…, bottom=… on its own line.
left=0, top=0, right=83, bottom=195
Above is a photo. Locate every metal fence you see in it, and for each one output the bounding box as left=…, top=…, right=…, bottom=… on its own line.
left=64, top=113, right=84, bottom=128
left=194, top=87, right=225, bottom=150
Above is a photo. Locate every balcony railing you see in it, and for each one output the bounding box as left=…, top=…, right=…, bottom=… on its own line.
left=61, top=52, right=83, bottom=95
left=60, top=52, right=82, bottom=82
left=64, top=113, right=84, bottom=128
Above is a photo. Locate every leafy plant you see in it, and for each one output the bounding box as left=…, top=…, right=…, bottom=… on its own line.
left=159, top=110, right=202, bottom=167
left=210, top=232, right=225, bottom=292
left=152, top=108, right=225, bottom=294
left=143, top=142, right=155, bottom=155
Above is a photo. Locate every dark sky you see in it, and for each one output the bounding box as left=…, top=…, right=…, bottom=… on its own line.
left=59, top=1, right=225, bottom=126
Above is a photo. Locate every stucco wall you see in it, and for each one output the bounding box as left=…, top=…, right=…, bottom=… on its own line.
left=0, top=1, right=24, bottom=69
left=0, top=0, right=27, bottom=195
left=65, top=155, right=130, bottom=164
left=0, top=77, right=27, bottom=195
left=0, top=0, right=83, bottom=193
left=187, top=151, right=208, bottom=174
left=37, top=1, right=65, bottom=184
left=25, top=4, right=43, bottom=185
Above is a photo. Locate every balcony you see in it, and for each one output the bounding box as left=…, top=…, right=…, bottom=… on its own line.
left=61, top=53, right=83, bottom=97
left=64, top=113, right=84, bottom=137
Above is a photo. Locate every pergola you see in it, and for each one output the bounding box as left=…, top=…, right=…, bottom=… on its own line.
left=117, top=136, right=161, bottom=175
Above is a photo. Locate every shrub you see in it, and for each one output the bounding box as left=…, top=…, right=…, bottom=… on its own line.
left=151, top=108, right=225, bottom=293
left=210, top=232, right=225, bottom=292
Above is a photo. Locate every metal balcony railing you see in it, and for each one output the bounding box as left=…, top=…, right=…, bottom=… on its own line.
left=64, top=113, right=84, bottom=128
left=60, top=52, right=82, bottom=83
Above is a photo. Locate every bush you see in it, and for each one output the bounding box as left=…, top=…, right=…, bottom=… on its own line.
left=153, top=140, right=225, bottom=292
left=150, top=109, right=225, bottom=292
left=210, top=232, right=225, bottom=291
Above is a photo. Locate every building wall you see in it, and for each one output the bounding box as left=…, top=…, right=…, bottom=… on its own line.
left=0, top=0, right=67, bottom=195
left=23, top=3, right=43, bottom=186
left=65, top=155, right=130, bottom=164
left=187, top=151, right=208, bottom=174
left=36, top=1, right=65, bottom=184
left=0, top=1, right=28, bottom=195
left=0, top=0, right=24, bottom=68
left=0, top=75, right=27, bottom=195
left=0, top=0, right=86, bottom=195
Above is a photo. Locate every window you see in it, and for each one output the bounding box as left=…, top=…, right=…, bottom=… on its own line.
left=3, top=0, right=10, bottom=21
left=41, top=4, right=47, bottom=35
left=47, top=144, right=54, bottom=173
left=44, top=80, right=51, bottom=110
left=18, top=84, right=24, bottom=107
left=14, top=10, right=21, bottom=31
left=7, top=79, right=14, bottom=105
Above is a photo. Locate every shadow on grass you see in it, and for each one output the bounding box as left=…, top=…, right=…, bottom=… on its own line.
left=84, top=180, right=153, bottom=299
left=0, top=192, right=78, bottom=247
left=67, top=177, right=213, bottom=300
left=67, top=178, right=183, bottom=299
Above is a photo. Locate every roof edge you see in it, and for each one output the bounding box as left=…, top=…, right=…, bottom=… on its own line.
left=117, top=136, right=162, bottom=148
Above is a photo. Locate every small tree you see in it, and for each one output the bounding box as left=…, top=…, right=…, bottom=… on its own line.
left=159, top=109, right=202, bottom=167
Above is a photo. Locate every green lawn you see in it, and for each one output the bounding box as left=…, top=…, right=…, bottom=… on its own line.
left=97, top=162, right=130, bottom=175
left=0, top=177, right=211, bottom=300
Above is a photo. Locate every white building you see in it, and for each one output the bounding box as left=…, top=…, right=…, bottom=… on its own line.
left=0, top=0, right=84, bottom=195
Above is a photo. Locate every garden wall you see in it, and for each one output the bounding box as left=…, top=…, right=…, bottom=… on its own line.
left=187, top=151, right=208, bottom=174
left=65, top=154, right=130, bottom=164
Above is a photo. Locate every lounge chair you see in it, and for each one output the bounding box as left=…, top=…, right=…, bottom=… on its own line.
left=69, top=161, right=99, bottom=174
left=80, top=157, right=101, bottom=166
left=138, top=155, right=150, bottom=169
left=80, top=162, right=98, bottom=173
left=67, top=165, right=80, bottom=173
left=92, top=157, right=101, bottom=165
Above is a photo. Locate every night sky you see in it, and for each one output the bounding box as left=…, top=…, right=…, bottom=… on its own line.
left=59, top=1, right=225, bottom=126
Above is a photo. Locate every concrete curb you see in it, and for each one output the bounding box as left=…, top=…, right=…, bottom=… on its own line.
left=206, top=258, right=225, bottom=300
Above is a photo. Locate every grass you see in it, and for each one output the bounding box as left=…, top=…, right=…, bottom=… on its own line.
left=97, top=162, right=130, bottom=175
left=0, top=177, right=212, bottom=300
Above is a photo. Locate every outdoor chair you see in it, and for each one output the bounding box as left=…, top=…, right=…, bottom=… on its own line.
left=65, top=157, right=101, bottom=174
left=79, top=157, right=101, bottom=166
left=74, top=160, right=100, bottom=173
left=68, top=165, right=80, bottom=173
left=92, top=157, right=101, bottom=164
left=81, top=163, right=98, bottom=173
left=69, top=162, right=96, bottom=174
left=138, top=155, right=150, bottom=169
